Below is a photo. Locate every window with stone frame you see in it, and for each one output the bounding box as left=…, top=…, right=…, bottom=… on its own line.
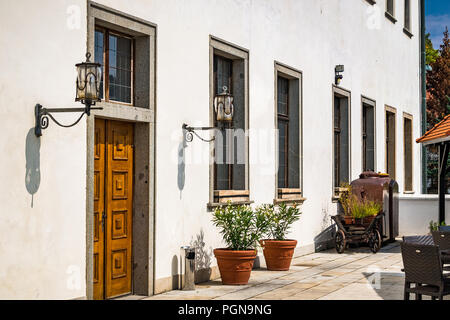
left=333, top=89, right=351, bottom=196
left=403, top=0, right=413, bottom=38
left=275, top=63, right=302, bottom=203
left=362, top=100, right=376, bottom=172
left=404, top=0, right=411, bottom=32
left=210, top=38, right=249, bottom=205
left=404, top=114, right=413, bottom=192
left=386, top=107, right=397, bottom=179
left=387, top=0, right=395, bottom=17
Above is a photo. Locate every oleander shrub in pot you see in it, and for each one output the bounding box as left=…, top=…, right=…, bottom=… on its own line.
left=257, top=203, right=302, bottom=271
left=212, top=203, right=269, bottom=285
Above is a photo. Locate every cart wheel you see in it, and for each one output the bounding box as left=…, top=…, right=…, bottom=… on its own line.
left=335, top=230, right=346, bottom=254
left=368, top=229, right=381, bottom=253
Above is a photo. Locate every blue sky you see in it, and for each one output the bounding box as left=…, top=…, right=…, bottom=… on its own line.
left=426, top=0, right=450, bottom=48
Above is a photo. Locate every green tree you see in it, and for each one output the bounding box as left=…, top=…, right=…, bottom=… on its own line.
left=426, top=32, right=439, bottom=66
left=427, top=27, right=450, bottom=128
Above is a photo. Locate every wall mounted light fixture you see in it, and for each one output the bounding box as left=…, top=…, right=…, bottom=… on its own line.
left=35, top=53, right=103, bottom=137
left=183, top=86, right=234, bottom=142
left=335, top=65, right=344, bottom=85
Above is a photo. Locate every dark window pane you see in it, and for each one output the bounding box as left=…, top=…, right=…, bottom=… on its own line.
left=278, top=120, right=288, bottom=188
left=94, top=30, right=104, bottom=100
left=214, top=56, right=232, bottom=95
left=108, top=34, right=132, bottom=103
left=214, top=55, right=233, bottom=190
left=334, top=131, right=340, bottom=188
left=277, top=76, right=289, bottom=188
left=334, top=97, right=340, bottom=129
left=386, top=111, right=396, bottom=179
left=404, top=117, right=413, bottom=191
left=404, top=0, right=410, bottom=30
left=363, top=104, right=375, bottom=171
left=213, top=55, right=246, bottom=191
left=334, top=95, right=349, bottom=189
left=287, top=79, right=300, bottom=189
left=277, top=75, right=300, bottom=190
left=277, top=77, right=289, bottom=116
left=387, top=0, right=394, bottom=15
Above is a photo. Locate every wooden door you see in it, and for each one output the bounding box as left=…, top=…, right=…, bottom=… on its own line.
left=93, top=119, right=106, bottom=300
left=94, top=119, right=134, bottom=300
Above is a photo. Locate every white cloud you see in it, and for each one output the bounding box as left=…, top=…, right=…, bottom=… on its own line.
left=426, top=14, right=450, bottom=48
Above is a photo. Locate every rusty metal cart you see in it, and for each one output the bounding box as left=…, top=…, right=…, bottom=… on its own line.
left=331, top=213, right=384, bottom=254
left=351, top=171, right=399, bottom=243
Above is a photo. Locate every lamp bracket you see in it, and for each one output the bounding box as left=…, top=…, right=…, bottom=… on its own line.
left=182, top=123, right=219, bottom=143
left=35, top=103, right=103, bottom=137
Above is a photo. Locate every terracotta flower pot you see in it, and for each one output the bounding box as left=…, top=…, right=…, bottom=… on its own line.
left=343, top=215, right=355, bottom=225
left=213, top=248, right=257, bottom=285
left=259, top=239, right=297, bottom=271
left=343, top=215, right=376, bottom=226
left=362, top=215, right=376, bottom=226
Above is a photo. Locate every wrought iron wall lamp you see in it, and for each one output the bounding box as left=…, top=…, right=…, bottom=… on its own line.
left=182, top=86, right=234, bottom=143
left=35, top=53, right=103, bottom=137
left=335, top=65, right=344, bottom=85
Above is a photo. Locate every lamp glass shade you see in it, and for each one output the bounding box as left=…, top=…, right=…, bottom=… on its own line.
left=214, top=86, right=234, bottom=122
left=76, top=53, right=102, bottom=103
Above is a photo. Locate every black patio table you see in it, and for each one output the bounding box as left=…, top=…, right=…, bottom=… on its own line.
left=403, top=235, right=434, bottom=245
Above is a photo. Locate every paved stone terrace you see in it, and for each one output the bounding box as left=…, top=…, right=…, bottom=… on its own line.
left=143, top=242, right=448, bottom=300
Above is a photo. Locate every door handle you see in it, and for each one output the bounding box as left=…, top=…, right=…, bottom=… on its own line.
left=101, top=211, right=106, bottom=233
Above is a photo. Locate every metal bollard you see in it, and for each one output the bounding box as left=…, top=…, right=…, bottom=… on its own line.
left=181, top=246, right=196, bottom=291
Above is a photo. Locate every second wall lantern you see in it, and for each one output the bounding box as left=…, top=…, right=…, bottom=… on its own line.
left=183, top=86, right=235, bottom=142
left=214, top=86, right=234, bottom=122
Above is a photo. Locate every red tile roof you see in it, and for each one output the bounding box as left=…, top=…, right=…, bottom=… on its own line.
left=416, top=114, right=450, bottom=144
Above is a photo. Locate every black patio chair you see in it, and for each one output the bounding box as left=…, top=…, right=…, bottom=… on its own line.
left=432, top=231, right=450, bottom=269
left=401, top=242, right=450, bottom=300
left=439, top=226, right=450, bottom=232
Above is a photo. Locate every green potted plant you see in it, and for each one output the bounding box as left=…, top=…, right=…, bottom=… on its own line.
left=338, top=183, right=357, bottom=225
left=257, top=203, right=302, bottom=271
left=349, top=199, right=382, bottom=226
left=212, top=203, right=268, bottom=285
left=338, top=183, right=381, bottom=225
left=429, top=220, right=447, bottom=233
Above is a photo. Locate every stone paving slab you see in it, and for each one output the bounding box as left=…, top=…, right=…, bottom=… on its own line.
left=145, top=242, right=447, bottom=301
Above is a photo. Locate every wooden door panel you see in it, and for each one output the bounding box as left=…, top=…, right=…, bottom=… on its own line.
left=93, top=119, right=106, bottom=300
left=105, top=121, right=134, bottom=299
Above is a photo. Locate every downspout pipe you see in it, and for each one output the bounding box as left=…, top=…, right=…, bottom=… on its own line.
left=420, top=0, right=427, bottom=194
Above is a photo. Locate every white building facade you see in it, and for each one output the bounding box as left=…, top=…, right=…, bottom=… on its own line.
left=0, top=0, right=424, bottom=299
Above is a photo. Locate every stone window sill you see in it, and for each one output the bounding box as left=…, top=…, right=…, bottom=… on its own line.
left=275, top=188, right=304, bottom=205
left=208, top=190, right=252, bottom=209
left=403, top=28, right=414, bottom=38
left=332, top=187, right=349, bottom=202
left=207, top=200, right=254, bottom=210
left=273, top=198, right=306, bottom=205
left=277, top=188, right=302, bottom=198
left=403, top=190, right=415, bottom=195
left=385, top=12, right=397, bottom=24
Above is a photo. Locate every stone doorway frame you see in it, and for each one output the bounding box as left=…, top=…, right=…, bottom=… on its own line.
left=85, top=1, right=156, bottom=300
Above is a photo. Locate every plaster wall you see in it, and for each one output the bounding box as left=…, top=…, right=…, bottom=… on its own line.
left=399, top=195, right=450, bottom=236
left=0, top=0, right=88, bottom=299
left=0, top=0, right=421, bottom=298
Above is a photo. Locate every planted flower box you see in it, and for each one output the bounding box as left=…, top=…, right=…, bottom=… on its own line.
left=342, top=215, right=376, bottom=227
